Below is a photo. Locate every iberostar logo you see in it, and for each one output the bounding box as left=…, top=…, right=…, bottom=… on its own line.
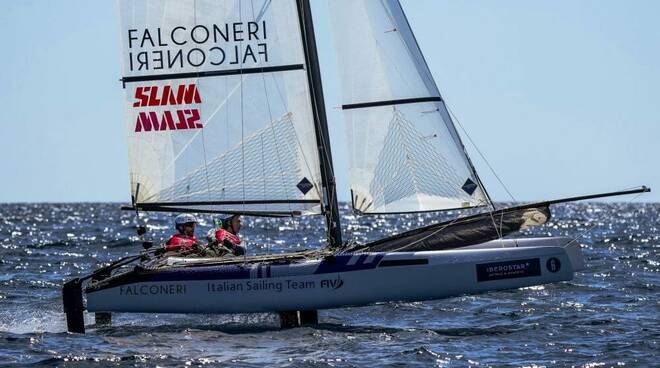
left=133, top=83, right=203, bottom=133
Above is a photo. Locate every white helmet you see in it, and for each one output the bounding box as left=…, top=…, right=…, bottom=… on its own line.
left=206, top=228, right=217, bottom=243
left=175, top=213, right=198, bottom=226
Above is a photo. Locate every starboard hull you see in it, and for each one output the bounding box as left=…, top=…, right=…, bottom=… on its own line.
left=86, top=237, right=583, bottom=314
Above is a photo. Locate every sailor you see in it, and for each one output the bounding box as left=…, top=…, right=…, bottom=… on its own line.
left=207, top=214, right=245, bottom=256
left=165, top=213, right=203, bottom=253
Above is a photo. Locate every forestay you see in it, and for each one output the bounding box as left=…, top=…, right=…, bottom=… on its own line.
left=119, top=0, right=323, bottom=215
left=329, top=0, right=489, bottom=214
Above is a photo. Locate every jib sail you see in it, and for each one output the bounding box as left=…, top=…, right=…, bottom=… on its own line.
left=329, top=0, right=490, bottom=214
left=119, top=0, right=324, bottom=216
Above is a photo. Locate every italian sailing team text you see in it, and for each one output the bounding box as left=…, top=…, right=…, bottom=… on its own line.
left=126, top=22, right=269, bottom=71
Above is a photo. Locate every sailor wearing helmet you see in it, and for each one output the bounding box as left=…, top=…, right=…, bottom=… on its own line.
left=164, top=213, right=203, bottom=253
left=206, top=214, right=245, bottom=256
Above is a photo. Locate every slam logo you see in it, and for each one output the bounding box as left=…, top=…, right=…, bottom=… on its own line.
left=133, top=84, right=203, bottom=133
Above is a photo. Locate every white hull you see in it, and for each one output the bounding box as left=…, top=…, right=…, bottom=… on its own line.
left=86, top=237, right=584, bottom=314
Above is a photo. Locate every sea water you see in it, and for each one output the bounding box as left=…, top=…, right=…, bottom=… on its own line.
left=0, top=202, right=657, bottom=367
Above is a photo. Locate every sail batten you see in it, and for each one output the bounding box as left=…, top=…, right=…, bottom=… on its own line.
left=329, top=0, right=489, bottom=214
left=122, top=64, right=306, bottom=84
left=342, top=96, right=441, bottom=110
left=136, top=199, right=320, bottom=206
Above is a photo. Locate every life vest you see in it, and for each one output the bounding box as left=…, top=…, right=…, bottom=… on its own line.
left=214, top=228, right=241, bottom=247
left=165, top=234, right=198, bottom=252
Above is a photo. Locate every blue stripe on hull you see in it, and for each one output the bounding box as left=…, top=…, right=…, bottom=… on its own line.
left=88, top=253, right=387, bottom=293
left=150, top=265, right=252, bottom=282
left=314, top=254, right=384, bottom=274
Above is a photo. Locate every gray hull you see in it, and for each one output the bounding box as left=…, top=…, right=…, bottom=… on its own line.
left=86, top=237, right=583, bottom=314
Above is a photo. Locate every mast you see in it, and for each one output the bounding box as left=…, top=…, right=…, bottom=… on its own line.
left=296, top=0, right=343, bottom=247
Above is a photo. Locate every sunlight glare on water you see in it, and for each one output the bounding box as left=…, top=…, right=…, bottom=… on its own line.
left=0, top=202, right=657, bottom=366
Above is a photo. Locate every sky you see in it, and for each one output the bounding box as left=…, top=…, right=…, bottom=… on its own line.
left=0, top=0, right=658, bottom=204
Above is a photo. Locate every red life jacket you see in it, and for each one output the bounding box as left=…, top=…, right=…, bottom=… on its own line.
left=215, top=228, right=241, bottom=247
left=165, top=234, right=198, bottom=252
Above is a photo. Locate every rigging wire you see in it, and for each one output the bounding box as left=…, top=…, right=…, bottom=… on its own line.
left=239, top=0, right=247, bottom=263
left=252, top=0, right=291, bottom=215
left=223, top=69, right=229, bottom=202
left=250, top=0, right=275, bottom=255
left=239, top=0, right=245, bottom=208
left=446, top=105, right=518, bottom=204
left=193, top=0, right=213, bottom=209
left=444, top=103, right=517, bottom=240
left=165, top=77, right=248, bottom=173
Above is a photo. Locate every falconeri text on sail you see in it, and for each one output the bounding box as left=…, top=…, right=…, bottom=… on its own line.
left=126, top=21, right=269, bottom=71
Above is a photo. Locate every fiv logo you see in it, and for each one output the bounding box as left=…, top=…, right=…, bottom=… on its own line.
left=320, top=275, right=344, bottom=290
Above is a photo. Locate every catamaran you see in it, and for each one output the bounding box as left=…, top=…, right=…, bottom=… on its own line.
left=62, top=0, right=648, bottom=333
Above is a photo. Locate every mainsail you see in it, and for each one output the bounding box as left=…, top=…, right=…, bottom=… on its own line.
left=119, top=0, right=325, bottom=216
left=329, top=0, right=490, bottom=214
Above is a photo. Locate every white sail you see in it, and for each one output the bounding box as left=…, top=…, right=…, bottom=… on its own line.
left=329, top=0, right=489, bottom=213
left=119, top=0, right=323, bottom=215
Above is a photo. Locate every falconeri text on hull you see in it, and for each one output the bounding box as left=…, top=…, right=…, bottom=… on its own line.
left=62, top=0, right=648, bottom=333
